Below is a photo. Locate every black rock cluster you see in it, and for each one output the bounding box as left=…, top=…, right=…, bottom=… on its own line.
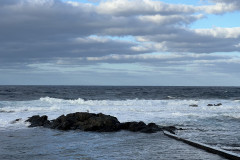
left=25, top=112, right=176, bottom=134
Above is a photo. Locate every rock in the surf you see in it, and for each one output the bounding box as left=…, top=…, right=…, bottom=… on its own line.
left=119, top=121, right=161, bottom=133
left=207, top=103, right=222, bottom=106
left=50, top=112, right=120, bottom=132
left=25, top=112, right=164, bottom=133
left=161, top=126, right=177, bottom=134
left=189, top=104, right=198, bottom=107
left=25, top=115, right=50, bottom=127
left=10, top=118, right=22, bottom=124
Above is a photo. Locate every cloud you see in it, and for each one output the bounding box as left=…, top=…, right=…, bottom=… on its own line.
left=136, top=26, right=240, bottom=53
left=82, top=53, right=236, bottom=65
left=0, top=0, right=239, bottom=85
left=0, top=36, right=149, bottom=65
left=0, top=0, right=204, bottom=66
left=200, top=0, right=240, bottom=14
left=19, top=53, right=240, bottom=85
left=201, top=3, right=236, bottom=14
left=211, top=0, right=240, bottom=7
left=138, top=14, right=204, bottom=25
left=96, top=0, right=197, bottom=16
left=194, top=27, right=240, bottom=38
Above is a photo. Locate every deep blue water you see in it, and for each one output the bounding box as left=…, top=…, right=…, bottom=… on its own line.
left=1, top=85, right=240, bottom=101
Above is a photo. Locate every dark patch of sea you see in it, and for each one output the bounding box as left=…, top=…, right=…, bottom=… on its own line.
left=0, top=128, right=225, bottom=160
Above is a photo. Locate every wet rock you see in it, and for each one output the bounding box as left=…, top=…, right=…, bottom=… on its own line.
left=207, top=103, right=222, bottom=106
left=189, top=104, right=198, bottom=107
left=161, top=126, right=177, bottom=134
left=10, top=118, right=22, bottom=124
left=25, top=115, right=50, bottom=127
left=25, top=112, right=164, bottom=133
left=119, top=121, right=145, bottom=132
left=119, top=121, right=161, bottom=133
left=142, top=123, right=162, bottom=133
left=0, top=109, right=14, bottom=113
left=50, top=112, right=120, bottom=132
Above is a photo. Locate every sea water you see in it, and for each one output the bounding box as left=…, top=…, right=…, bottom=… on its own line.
left=0, top=86, right=240, bottom=159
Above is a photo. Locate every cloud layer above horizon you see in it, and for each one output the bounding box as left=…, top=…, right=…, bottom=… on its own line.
left=0, top=0, right=240, bottom=85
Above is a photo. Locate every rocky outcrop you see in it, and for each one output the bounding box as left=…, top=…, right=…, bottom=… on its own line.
left=10, top=118, right=22, bottom=124
left=119, top=121, right=161, bottom=133
left=214, top=103, right=222, bottom=106
left=161, top=126, right=178, bottom=134
left=25, top=112, right=174, bottom=133
left=189, top=104, right=198, bottom=107
left=26, top=115, right=50, bottom=127
left=207, top=103, right=222, bottom=106
left=50, top=112, right=120, bottom=132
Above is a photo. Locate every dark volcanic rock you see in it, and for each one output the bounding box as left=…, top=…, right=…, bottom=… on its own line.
left=81, top=113, right=120, bottom=132
left=119, top=121, right=161, bottom=133
left=207, top=103, right=222, bottom=106
left=10, top=118, right=22, bottom=124
left=50, top=112, right=120, bottom=132
left=119, top=121, right=146, bottom=132
left=189, top=104, right=198, bottom=107
left=25, top=115, right=50, bottom=127
left=161, top=126, right=177, bottom=134
left=25, top=112, right=163, bottom=133
left=146, top=123, right=162, bottom=133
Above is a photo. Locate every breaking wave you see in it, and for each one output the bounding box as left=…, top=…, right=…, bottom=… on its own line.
left=0, top=97, right=239, bottom=129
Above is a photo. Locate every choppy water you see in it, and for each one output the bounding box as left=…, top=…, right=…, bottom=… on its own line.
left=0, top=86, right=240, bottom=159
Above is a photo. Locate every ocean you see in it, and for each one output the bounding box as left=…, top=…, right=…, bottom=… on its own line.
left=0, top=86, right=240, bottom=160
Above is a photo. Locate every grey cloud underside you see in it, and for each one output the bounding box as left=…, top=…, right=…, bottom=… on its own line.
left=0, top=38, right=142, bottom=63
left=23, top=54, right=240, bottom=83
left=96, top=0, right=197, bottom=16
left=142, top=30, right=240, bottom=53
left=202, top=0, right=240, bottom=13
left=0, top=0, right=240, bottom=67
left=212, top=0, right=240, bottom=6
left=81, top=54, right=238, bottom=71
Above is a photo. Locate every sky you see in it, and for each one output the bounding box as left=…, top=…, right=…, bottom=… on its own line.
left=0, top=0, right=240, bottom=86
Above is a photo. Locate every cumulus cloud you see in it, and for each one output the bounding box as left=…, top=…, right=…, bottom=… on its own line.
left=83, top=53, right=236, bottom=65
left=0, top=36, right=149, bottom=65
left=201, top=3, right=236, bottom=14
left=135, top=26, right=240, bottom=53
left=211, top=0, right=240, bottom=7
left=194, top=27, right=240, bottom=38
left=0, top=0, right=240, bottom=84
left=199, top=0, right=240, bottom=13
left=0, top=0, right=203, bottom=66
left=25, top=53, right=240, bottom=84
left=96, top=0, right=197, bottom=16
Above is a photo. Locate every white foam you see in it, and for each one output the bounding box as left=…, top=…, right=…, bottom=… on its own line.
left=0, top=97, right=240, bottom=130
